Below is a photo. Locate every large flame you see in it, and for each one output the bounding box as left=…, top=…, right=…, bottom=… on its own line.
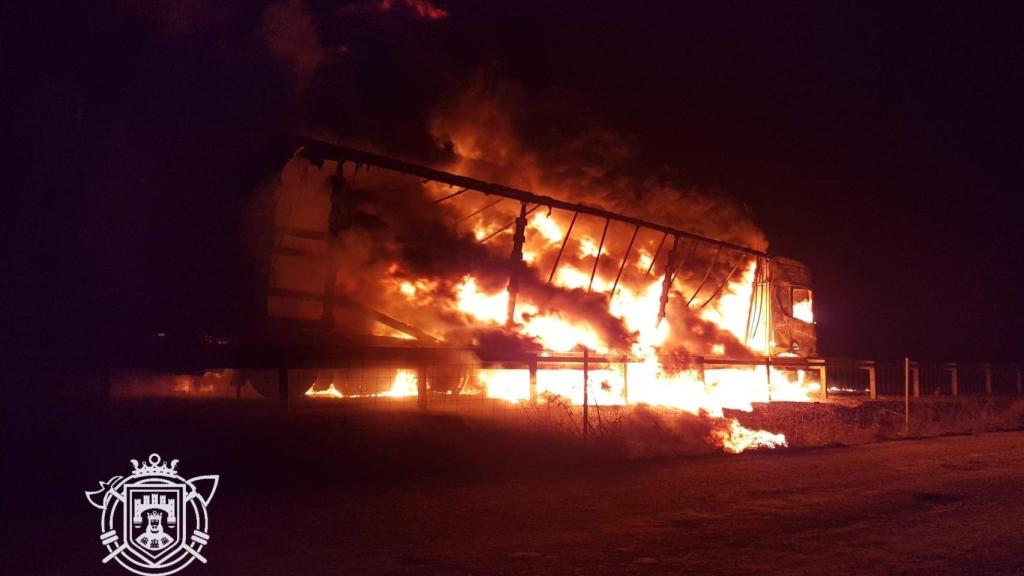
left=299, top=202, right=820, bottom=452
left=280, top=124, right=816, bottom=453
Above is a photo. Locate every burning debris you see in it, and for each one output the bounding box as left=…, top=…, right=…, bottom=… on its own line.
left=255, top=113, right=819, bottom=452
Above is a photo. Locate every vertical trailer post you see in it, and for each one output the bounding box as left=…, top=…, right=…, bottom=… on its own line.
left=506, top=202, right=529, bottom=327
left=656, top=236, right=681, bottom=324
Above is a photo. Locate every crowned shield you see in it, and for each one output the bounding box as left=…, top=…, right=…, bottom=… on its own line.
left=86, top=453, right=218, bottom=576
left=125, top=482, right=186, bottom=561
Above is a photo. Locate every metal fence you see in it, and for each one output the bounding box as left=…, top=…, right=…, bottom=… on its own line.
left=852, top=359, right=1023, bottom=399
left=109, top=351, right=1023, bottom=424
left=105, top=348, right=1023, bottom=446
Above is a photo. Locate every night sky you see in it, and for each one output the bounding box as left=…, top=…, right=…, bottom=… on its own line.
left=11, top=1, right=1024, bottom=362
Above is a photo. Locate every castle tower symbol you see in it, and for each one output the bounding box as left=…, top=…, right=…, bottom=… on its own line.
left=132, top=493, right=177, bottom=526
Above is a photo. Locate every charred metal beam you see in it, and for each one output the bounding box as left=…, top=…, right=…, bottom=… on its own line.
left=744, top=257, right=766, bottom=345
left=506, top=202, right=529, bottom=327
left=609, top=225, right=639, bottom=300
left=657, top=236, right=682, bottom=323
left=432, top=187, right=468, bottom=204
left=548, top=211, right=578, bottom=284
left=532, top=354, right=629, bottom=364
left=457, top=198, right=504, bottom=223
left=675, top=238, right=698, bottom=283
left=685, top=246, right=721, bottom=307
left=644, top=232, right=668, bottom=278
left=587, top=218, right=610, bottom=293
left=696, top=255, right=746, bottom=310
left=480, top=204, right=540, bottom=243
left=291, top=135, right=767, bottom=258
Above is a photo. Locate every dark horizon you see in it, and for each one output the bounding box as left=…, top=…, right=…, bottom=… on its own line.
left=10, top=1, right=1024, bottom=362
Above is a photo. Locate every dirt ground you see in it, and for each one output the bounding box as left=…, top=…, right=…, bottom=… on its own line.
left=5, top=390, right=1024, bottom=575
left=223, top=431, right=1024, bottom=576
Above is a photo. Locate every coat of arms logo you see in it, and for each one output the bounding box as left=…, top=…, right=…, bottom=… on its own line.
left=86, top=453, right=218, bottom=575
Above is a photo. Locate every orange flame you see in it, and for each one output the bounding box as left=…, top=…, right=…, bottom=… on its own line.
left=280, top=153, right=816, bottom=453
left=304, top=369, right=420, bottom=399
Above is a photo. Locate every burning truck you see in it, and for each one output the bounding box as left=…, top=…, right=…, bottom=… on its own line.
left=236, top=136, right=823, bottom=452
left=112, top=133, right=821, bottom=453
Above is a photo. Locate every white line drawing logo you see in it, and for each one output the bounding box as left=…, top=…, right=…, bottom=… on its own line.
left=86, top=453, right=218, bottom=575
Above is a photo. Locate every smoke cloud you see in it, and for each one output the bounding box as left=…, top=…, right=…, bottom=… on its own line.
left=260, top=67, right=768, bottom=357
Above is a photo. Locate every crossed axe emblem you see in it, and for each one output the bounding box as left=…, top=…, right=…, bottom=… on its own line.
left=86, top=454, right=218, bottom=571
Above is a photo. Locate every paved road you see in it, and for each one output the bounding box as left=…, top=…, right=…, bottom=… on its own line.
left=215, top=431, right=1024, bottom=575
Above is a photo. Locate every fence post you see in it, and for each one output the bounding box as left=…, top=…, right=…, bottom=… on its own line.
left=582, top=348, right=590, bottom=443
left=912, top=364, right=920, bottom=398
left=904, top=357, right=910, bottom=432
left=866, top=362, right=877, bottom=400
left=622, top=356, right=629, bottom=405
left=983, top=364, right=992, bottom=395
left=818, top=360, right=828, bottom=401
left=528, top=356, right=538, bottom=404
left=417, top=364, right=428, bottom=410
left=949, top=364, right=959, bottom=397
left=765, top=357, right=772, bottom=402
